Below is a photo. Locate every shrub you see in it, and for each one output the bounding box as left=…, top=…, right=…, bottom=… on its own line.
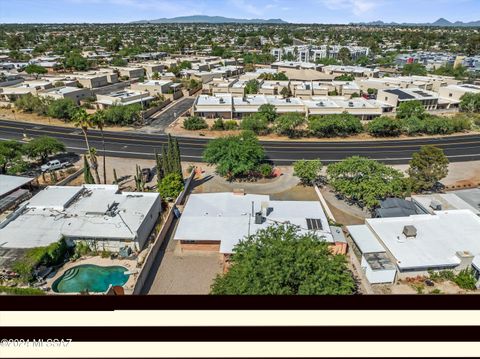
left=274, top=113, right=305, bottom=137
left=293, top=159, right=322, bottom=185
left=183, top=116, right=208, bottom=131
left=0, top=286, right=45, bottom=295
left=308, top=113, right=363, bottom=137
left=211, top=118, right=225, bottom=131
left=47, top=98, right=78, bottom=120
left=258, top=163, right=273, bottom=178
left=422, top=116, right=454, bottom=135
left=102, top=104, right=142, bottom=126
left=240, top=114, right=269, bottom=135
left=14, top=94, right=49, bottom=115
left=367, top=116, right=403, bottom=137
left=224, top=120, right=239, bottom=130
left=12, top=239, right=69, bottom=282
left=453, top=269, right=477, bottom=290
left=402, top=116, right=425, bottom=135
left=158, top=173, right=184, bottom=200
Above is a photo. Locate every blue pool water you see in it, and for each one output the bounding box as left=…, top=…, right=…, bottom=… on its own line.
left=52, top=264, right=130, bottom=293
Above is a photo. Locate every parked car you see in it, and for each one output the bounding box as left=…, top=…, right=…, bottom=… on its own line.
left=40, top=160, right=71, bottom=172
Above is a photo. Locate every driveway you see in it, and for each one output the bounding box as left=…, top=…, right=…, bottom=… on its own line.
left=144, top=97, right=195, bottom=132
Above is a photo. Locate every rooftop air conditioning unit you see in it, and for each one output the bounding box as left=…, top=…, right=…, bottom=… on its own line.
left=348, top=101, right=354, bottom=107
left=402, top=225, right=417, bottom=239
left=430, top=199, right=442, bottom=211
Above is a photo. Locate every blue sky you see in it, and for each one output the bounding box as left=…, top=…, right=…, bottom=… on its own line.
left=1, top=0, right=479, bottom=24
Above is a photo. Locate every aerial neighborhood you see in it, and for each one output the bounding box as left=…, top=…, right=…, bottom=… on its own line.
left=1, top=15, right=480, bottom=296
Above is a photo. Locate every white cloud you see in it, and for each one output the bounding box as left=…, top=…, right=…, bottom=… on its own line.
left=321, top=0, right=378, bottom=16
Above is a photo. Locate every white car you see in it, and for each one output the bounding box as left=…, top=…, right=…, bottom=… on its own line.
left=40, top=160, right=71, bottom=172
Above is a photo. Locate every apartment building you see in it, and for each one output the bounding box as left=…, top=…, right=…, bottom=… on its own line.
left=271, top=45, right=370, bottom=63
left=96, top=89, right=154, bottom=108
left=38, top=86, right=91, bottom=104
left=438, top=84, right=480, bottom=102
left=130, top=80, right=173, bottom=96
left=110, top=66, right=145, bottom=79
left=377, top=88, right=439, bottom=111
left=0, top=80, right=53, bottom=101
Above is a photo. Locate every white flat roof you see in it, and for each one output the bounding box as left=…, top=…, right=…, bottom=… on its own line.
left=347, top=225, right=386, bottom=254
left=0, top=185, right=160, bottom=248
left=0, top=175, right=34, bottom=198
left=174, top=192, right=333, bottom=254
left=413, top=193, right=480, bottom=215
left=365, top=210, right=480, bottom=270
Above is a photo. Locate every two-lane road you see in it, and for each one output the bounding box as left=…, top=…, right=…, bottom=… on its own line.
left=1, top=119, right=480, bottom=164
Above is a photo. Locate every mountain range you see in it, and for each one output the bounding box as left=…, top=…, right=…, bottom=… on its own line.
left=355, top=18, right=480, bottom=27
left=132, top=15, right=288, bottom=24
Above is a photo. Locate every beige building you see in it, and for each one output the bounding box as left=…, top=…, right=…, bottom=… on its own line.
left=377, top=88, right=439, bottom=111
left=96, top=89, right=154, bottom=109
left=38, top=86, right=91, bottom=104
left=0, top=80, right=53, bottom=101
left=111, top=66, right=145, bottom=79
left=130, top=80, right=173, bottom=96
left=438, top=84, right=480, bottom=102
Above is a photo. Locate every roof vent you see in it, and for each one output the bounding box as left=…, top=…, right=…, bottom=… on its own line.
left=403, top=225, right=417, bottom=238
left=430, top=199, right=442, bottom=211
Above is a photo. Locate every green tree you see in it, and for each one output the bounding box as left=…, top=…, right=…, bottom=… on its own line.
left=24, top=64, right=47, bottom=78
left=211, top=225, right=356, bottom=295
left=334, top=74, right=355, bottom=81
left=280, top=86, right=291, bottom=98
left=407, top=145, right=449, bottom=192
left=367, top=116, right=403, bottom=137
left=258, top=103, right=278, bottom=123
left=24, top=136, right=65, bottom=163
left=396, top=101, right=426, bottom=120
left=459, top=93, right=480, bottom=113
left=240, top=114, right=269, bottom=135
left=308, top=114, right=363, bottom=137
left=46, top=98, right=78, bottom=121
left=91, top=110, right=108, bottom=184
left=327, top=156, right=406, bottom=209
left=158, top=173, right=184, bottom=200
left=244, top=79, right=259, bottom=95
left=402, top=63, right=427, bottom=76
left=0, top=140, right=25, bottom=174
left=183, top=116, right=208, bottom=130
left=337, top=47, right=351, bottom=64
left=274, top=113, right=305, bottom=137
left=293, top=159, right=323, bottom=185
left=83, top=154, right=95, bottom=184
left=203, top=131, right=265, bottom=179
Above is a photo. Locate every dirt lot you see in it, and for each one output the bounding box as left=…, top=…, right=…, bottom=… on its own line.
left=374, top=279, right=480, bottom=295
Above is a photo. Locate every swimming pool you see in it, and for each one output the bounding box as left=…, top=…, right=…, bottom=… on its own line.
left=52, top=264, right=130, bottom=293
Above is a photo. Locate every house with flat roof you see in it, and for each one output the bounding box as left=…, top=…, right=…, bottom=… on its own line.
left=438, top=84, right=480, bottom=103
left=194, top=93, right=233, bottom=118
left=130, top=80, right=173, bottom=96
left=110, top=66, right=145, bottom=79
left=0, top=175, right=34, bottom=213
left=38, top=86, right=92, bottom=104
left=0, top=80, right=54, bottom=101
left=412, top=189, right=480, bottom=216
left=96, top=89, right=154, bottom=108
left=174, top=192, right=347, bottom=261
left=0, top=185, right=162, bottom=254
left=348, top=210, right=480, bottom=287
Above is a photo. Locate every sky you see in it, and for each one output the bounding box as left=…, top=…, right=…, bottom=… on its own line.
left=1, top=0, right=479, bottom=24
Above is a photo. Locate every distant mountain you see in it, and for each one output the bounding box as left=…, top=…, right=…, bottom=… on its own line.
left=354, top=18, right=480, bottom=27
left=132, top=15, right=288, bottom=24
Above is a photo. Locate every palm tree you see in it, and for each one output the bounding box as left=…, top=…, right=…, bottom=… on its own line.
left=72, top=108, right=101, bottom=184
left=91, top=110, right=107, bottom=184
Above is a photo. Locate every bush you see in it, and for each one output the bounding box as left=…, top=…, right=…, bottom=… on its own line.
left=47, top=98, right=78, bottom=120
left=102, top=104, right=142, bottom=126
left=422, top=116, right=454, bottom=135
left=453, top=269, right=477, bottom=290
left=367, top=116, right=403, bottom=137
left=258, top=163, right=273, bottom=178
left=308, top=113, right=363, bottom=137
left=240, top=114, right=269, bottom=135
left=183, top=116, right=208, bottom=130
left=402, top=116, right=425, bottom=135
left=12, top=239, right=69, bottom=282
left=293, top=159, right=322, bottom=185
left=158, top=173, right=184, bottom=200
left=224, top=120, right=239, bottom=130
left=14, top=94, right=49, bottom=115
left=211, top=118, right=225, bottom=131
left=0, top=286, right=45, bottom=295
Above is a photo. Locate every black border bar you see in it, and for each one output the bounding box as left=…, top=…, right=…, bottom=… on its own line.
left=1, top=326, right=479, bottom=342
left=1, top=295, right=480, bottom=310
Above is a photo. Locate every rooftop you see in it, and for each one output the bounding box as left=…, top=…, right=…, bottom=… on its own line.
left=0, top=185, right=160, bottom=249
left=0, top=175, right=34, bottom=198
left=173, top=192, right=333, bottom=254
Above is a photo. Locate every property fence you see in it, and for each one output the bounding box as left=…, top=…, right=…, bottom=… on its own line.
left=55, top=168, right=83, bottom=186
left=132, top=169, right=196, bottom=294
left=142, top=99, right=172, bottom=119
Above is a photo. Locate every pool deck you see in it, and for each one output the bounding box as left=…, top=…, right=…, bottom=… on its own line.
left=46, top=257, right=139, bottom=295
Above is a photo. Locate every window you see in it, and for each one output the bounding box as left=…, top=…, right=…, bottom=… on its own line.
left=306, top=218, right=323, bottom=230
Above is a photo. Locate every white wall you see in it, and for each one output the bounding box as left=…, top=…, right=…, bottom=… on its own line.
left=361, top=255, right=397, bottom=284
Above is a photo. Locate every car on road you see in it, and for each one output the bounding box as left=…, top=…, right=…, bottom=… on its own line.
left=41, top=159, right=71, bottom=172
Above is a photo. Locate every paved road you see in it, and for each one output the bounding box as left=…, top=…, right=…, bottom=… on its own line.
left=0, top=119, right=480, bottom=165
left=145, top=97, right=195, bottom=132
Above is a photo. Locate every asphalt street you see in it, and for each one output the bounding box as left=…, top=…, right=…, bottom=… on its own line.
left=146, top=97, right=196, bottom=131
left=1, top=119, right=480, bottom=165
